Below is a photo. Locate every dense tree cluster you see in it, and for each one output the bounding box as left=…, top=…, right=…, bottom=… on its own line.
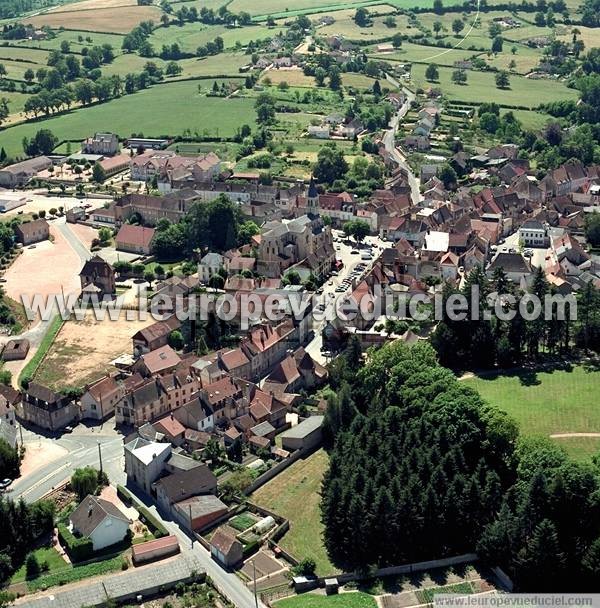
left=321, top=341, right=517, bottom=569
left=432, top=264, right=599, bottom=369
left=0, top=0, right=60, bottom=19
left=321, top=339, right=600, bottom=590
left=150, top=194, right=250, bottom=259
left=0, top=497, right=55, bottom=585
left=479, top=437, right=600, bottom=590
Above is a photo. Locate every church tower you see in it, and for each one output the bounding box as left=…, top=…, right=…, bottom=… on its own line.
left=306, top=176, right=319, bottom=212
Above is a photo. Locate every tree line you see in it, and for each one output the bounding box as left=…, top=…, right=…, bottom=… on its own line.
left=431, top=265, right=600, bottom=370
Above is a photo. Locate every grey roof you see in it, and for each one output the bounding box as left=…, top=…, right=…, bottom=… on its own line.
left=166, top=452, right=203, bottom=472
left=250, top=421, right=276, bottom=437
left=487, top=252, right=531, bottom=274
left=154, top=465, right=216, bottom=501
left=280, top=415, right=324, bottom=439
left=15, top=553, right=205, bottom=608
left=70, top=494, right=130, bottom=538
left=174, top=494, right=227, bottom=518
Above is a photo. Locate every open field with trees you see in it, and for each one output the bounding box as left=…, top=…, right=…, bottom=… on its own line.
left=0, top=79, right=255, bottom=156
left=410, top=64, right=579, bottom=108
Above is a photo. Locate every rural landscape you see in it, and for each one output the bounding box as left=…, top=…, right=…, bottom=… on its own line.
left=0, top=0, right=599, bottom=605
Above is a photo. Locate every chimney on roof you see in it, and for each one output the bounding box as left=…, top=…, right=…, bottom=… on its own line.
left=88, top=499, right=94, bottom=517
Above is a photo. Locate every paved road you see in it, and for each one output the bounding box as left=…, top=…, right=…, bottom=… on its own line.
left=383, top=75, right=422, bottom=206
left=55, top=217, right=91, bottom=265
left=304, top=231, right=386, bottom=364
left=8, top=429, right=125, bottom=502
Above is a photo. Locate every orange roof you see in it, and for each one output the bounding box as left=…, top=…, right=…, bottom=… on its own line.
left=154, top=413, right=185, bottom=437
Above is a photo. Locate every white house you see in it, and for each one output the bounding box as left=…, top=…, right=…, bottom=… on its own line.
left=198, top=252, right=225, bottom=283
left=518, top=219, right=548, bottom=248
left=69, top=495, right=131, bottom=551
left=124, top=437, right=172, bottom=494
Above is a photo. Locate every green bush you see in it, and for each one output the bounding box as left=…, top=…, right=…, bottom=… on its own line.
left=57, top=524, right=93, bottom=562
left=138, top=506, right=168, bottom=538
left=116, top=485, right=168, bottom=537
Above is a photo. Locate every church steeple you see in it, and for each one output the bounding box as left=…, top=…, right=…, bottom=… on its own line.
left=307, top=176, right=319, bottom=210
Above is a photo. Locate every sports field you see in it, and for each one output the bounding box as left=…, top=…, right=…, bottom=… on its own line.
left=252, top=449, right=337, bottom=576
left=0, top=79, right=256, bottom=157
left=464, top=364, right=600, bottom=460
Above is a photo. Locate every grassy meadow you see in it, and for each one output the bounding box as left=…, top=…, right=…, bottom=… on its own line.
left=0, top=79, right=256, bottom=157
left=464, top=364, right=600, bottom=460
left=252, top=449, right=337, bottom=576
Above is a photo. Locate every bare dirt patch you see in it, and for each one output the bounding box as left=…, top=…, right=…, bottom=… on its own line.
left=4, top=225, right=83, bottom=303
left=34, top=311, right=152, bottom=390
left=25, top=5, right=163, bottom=33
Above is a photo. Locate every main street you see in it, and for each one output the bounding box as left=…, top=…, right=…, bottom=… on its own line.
left=384, top=75, right=422, bottom=205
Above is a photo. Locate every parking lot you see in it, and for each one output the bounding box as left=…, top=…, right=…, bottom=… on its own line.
left=499, top=232, right=549, bottom=269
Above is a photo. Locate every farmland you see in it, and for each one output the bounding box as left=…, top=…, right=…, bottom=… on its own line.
left=464, top=364, right=600, bottom=461
left=252, top=449, right=337, bottom=576
left=21, top=5, right=163, bottom=32
left=409, top=64, right=579, bottom=108
left=0, top=79, right=256, bottom=157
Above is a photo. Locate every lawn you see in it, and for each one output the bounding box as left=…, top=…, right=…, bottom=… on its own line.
left=0, top=90, right=31, bottom=115
left=464, top=364, right=600, bottom=460
left=252, top=449, right=336, bottom=576
left=229, top=512, right=257, bottom=532
left=0, top=80, right=258, bottom=157
left=11, top=546, right=67, bottom=584
left=409, top=64, right=578, bottom=108
left=416, top=582, right=474, bottom=604
left=275, top=593, right=378, bottom=608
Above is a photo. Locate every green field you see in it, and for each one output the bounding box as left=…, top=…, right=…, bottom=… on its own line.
left=276, top=593, right=378, bottom=608
left=6, top=30, right=126, bottom=53
left=252, top=449, right=336, bottom=576
left=148, top=23, right=276, bottom=53
left=0, top=80, right=257, bottom=157
left=464, top=364, right=600, bottom=460
left=410, top=64, right=578, bottom=108
left=317, top=9, right=411, bottom=41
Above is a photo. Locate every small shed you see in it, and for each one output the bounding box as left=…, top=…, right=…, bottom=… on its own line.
left=280, top=416, right=324, bottom=452
left=292, top=575, right=319, bottom=592
left=131, top=535, right=180, bottom=565
left=1, top=339, right=30, bottom=361
left=210, top=529, right=243, bottom=568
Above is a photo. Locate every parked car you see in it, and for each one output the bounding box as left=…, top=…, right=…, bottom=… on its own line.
left=0, top=479, right=12, bottom=491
